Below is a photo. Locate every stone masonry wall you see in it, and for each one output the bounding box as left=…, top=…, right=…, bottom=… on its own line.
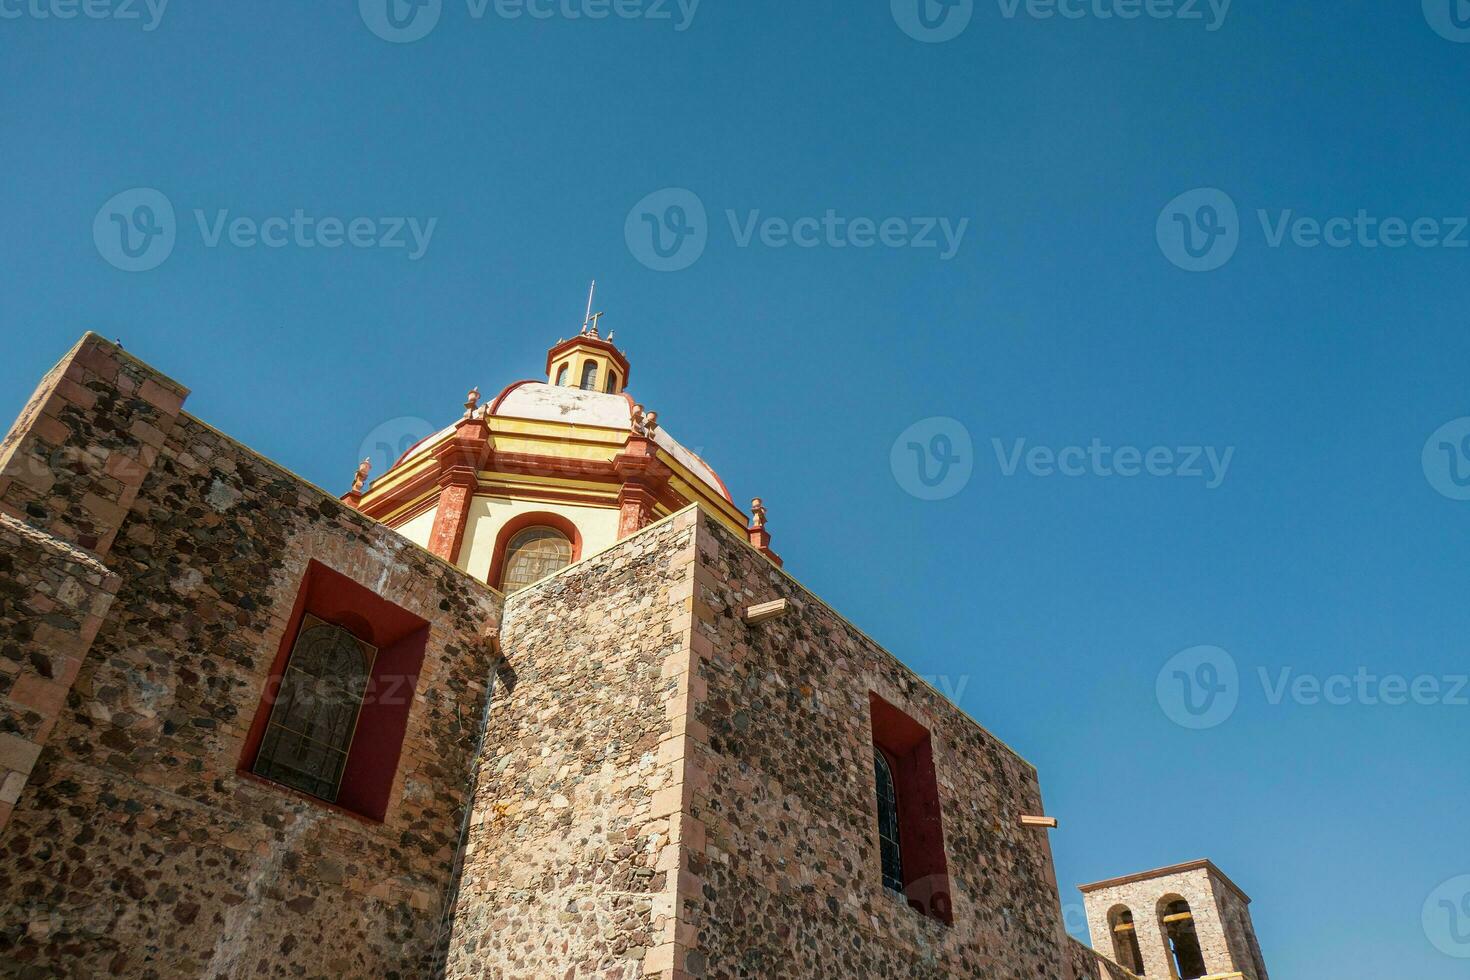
left=1064, top=936, right=1140, bottom=980
left=0, top=336, right=504, bottom=978
left=444, top=509, right=699, bottom=979
left=674, top=510, right=1069, bottom=978
left=0, top=515, right=119, bottom=830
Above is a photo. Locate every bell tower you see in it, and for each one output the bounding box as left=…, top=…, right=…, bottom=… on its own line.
left=546, top=281, right=631, bottom=394
left=1079, top=860, right=1269, bottom=980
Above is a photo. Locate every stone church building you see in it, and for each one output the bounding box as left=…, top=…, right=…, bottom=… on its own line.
left=0, top=325, right=1271, bottom=978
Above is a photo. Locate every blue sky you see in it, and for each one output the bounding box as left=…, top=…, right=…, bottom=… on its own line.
left=4, top=2, right=1469, bottom=975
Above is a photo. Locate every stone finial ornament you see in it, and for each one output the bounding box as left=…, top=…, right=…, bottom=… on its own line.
left=463, top=387, right=482, bottom=419
left=352, top=458, right=372, bottom=494
left=631, top=405, right=658, bottom=438
left=750, top=497, right=767, bottom=530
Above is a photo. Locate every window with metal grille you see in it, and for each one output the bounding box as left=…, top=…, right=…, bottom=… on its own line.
left=500, top=526, right=573, bottom=592
left=579, top=360, right=598, bottom=390
left=604, top=370, right=619, bottom=393
left=252, top=614, right=375, bottom=803
left=875, top=749, right=905, bottom=893
left=555, top=364, right=569, bottom=386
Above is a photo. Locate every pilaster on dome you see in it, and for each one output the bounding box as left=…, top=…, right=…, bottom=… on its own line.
left=547, top=280, right=631, bottom=394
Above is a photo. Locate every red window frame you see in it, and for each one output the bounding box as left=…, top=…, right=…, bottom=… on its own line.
left=239, top=560, right=430, bottom=822
left=869, top=692, right=953, bottom=925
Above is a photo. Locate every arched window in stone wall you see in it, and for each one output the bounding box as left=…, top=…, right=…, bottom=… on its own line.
left=604, top=370, right=619, bottom=393
left=500, top=526, right=573, bottom=593
left=874, top=749, right=904, bottom=893
left=579, top=360, right=598, bottom=390
left=555, top=364, right=569, bottom=386
left=1108, top=905, right=1147, bottom=975
left=1159, top=897, right=1207, bottom=979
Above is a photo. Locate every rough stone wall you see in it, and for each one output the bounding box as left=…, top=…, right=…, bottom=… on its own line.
left=1211, top=875, right=1269, bottom=980
left=0, top=514, right=119, bottom=830
left=443, top=509, right=699, bottom=979
left=0, top=335, right=503, bottom=978
left=1064, top=937, right=1140, bottom=980
left=674, top=510, right=1067, bottom=979
left=1081, top=865, right=1258, bottom=980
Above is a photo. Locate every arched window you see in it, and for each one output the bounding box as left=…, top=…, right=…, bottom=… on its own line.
left=1108, top=906, right=1147, bottom=975
left=1160, top=897, right=1207, bottom=979
left=874, top=749, right=904, bottom=894
left=604, top=370, right=619, bottom=393
left=579, top=360, right=598, bottom=390
left=253, top=615, right=375, bottom=803
left=555, top=364, right=569, bottom=386
left=500, top=526, right=573, bottom=592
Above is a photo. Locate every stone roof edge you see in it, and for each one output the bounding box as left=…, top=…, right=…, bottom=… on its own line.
left=74, top=332, right=191, bottom=398
left=1065, top=937, right=1142, bottom=980
left=689, top=503, right=1042, bottom=775
left=512, top=502, right=1041, bottom=775
left=175, top=410, right=506, bottom=600
left=0, top=512, right=114, bottom=580
left=1077, top=858, right=1251, bottom=905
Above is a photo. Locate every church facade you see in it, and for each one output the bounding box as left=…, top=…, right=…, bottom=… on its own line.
left=0, top=328, right=1268, bottom=979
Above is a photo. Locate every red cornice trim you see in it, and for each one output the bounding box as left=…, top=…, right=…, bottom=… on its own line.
left=486, top=511, right=584, bottom=592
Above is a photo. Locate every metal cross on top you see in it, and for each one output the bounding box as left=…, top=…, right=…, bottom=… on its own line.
left=581, top=280, right=605, bottom=337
